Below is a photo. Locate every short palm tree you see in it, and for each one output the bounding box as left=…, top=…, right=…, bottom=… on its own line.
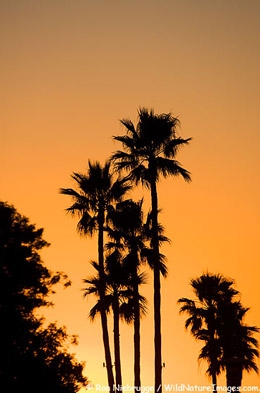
left=83, top=253, right=146, bottom=388
left=178, top=273, right=259, bottom=390
left=111, top=107, right=191, bottom=392
left=60, top=160, right=130, bottom=390
left=218, top=299, right=259, bottom=388
left=178, top=274, right=240, bottom=388
left=83, top=258, right=129, bottom=387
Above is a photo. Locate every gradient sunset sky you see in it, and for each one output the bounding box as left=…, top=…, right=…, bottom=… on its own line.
left=1, top=0, right=260, bottom=390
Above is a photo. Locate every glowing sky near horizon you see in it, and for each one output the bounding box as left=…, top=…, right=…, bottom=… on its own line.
left=1, top=0, right=260, bottom=391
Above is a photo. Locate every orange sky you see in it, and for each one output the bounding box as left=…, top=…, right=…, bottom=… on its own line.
left=1, top=0, right=260, bottom=391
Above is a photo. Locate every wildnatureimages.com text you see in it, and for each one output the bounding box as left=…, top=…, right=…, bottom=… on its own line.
left=88, top=384, right=260, bottom=392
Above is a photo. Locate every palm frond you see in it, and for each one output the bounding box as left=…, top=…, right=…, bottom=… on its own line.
left=156, top=157, right=191, bottom=182
left=110, top=177, right=132, bottom=201
left=112, top=135, right=136, bottom=151
left=111, top=150, right=139, bottom=172
left=119, top=118, right=136, bottom=135
left=164, top=137, right=192, bottom=158
left=77, top=213, right=97, bottom=236
left=88, top=302, right=101, bottom=320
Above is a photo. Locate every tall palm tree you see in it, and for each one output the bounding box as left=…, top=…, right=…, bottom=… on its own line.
left=60, top=160, right=130, bottom=390
left=111, top=107, right=191, bottom=392
left=178, top=273, right=259, bottom=390
left=106, top=199, right=148, bottom=388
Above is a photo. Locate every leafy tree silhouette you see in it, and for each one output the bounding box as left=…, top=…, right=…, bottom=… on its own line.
left=0, top=201, right=87, bottom=392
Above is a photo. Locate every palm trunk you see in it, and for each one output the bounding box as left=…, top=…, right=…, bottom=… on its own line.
left=101, top=310, right=115, bottom=390
left=226, top=361, right=242, bottom=390
left=150, top=178, right=162, bottom=393
left=133, top=275, right=141, bottom=388
left=98, top=213, right=114, bottom=391
left=209, top=333, right=218, bottom=393
left=212, top=373, right=217, bottom=392
left=113, top=293, right=122, bottom=387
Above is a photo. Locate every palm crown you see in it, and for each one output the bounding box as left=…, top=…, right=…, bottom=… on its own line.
left=60, top=160, right=131, bottom=236
left=111, top=107, right=191, bottom=186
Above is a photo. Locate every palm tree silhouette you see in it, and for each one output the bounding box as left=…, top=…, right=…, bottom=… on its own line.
left=60, top=160, right=130, bottom=390
left=106, top=199, right=148, bottom=387
left=111, top=107, right=191, bottom=392
left=83, top=259, right=129, bottom=387
left=178, top=274, right=237, bottom=389
left=218, top=299, right=259, bottom=388
left=178, top=273, right=259, bottom=390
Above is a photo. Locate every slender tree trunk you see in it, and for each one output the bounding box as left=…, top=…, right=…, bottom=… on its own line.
left=209, top=334, right=218, bottom=393
left=133, top=276, right=141, bottom=388
left=212, top=373, right=217, bottom=392
left=113, top=295, right=122, bottom=387
left=101, top=310, right=115, bottom=390
left=98, top=213, right=114, bottom=391
left=150, top=178, right=162, bottom=393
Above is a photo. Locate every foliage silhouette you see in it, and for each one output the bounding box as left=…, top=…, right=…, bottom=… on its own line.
left=0, top=201, right=87, bottom=392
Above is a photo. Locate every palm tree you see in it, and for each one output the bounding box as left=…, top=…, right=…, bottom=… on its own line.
left=111, top=107, right=191, bottom=392
left=178, top=273, right=259, bottom=390
left=83, top=254, right=146, bottom=388
left=178, top=299, right=222, bottom=389
left=218, top=300, right=259, bottom=389
left=106, top=199, right=148, bottom=388
left=60, top=160, right=130, bottom=390
left=106, top=248, right=145, bottom=388
left=82, top=259, right=127, bottom=387
left=178, top=273, right=240, bottom=389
